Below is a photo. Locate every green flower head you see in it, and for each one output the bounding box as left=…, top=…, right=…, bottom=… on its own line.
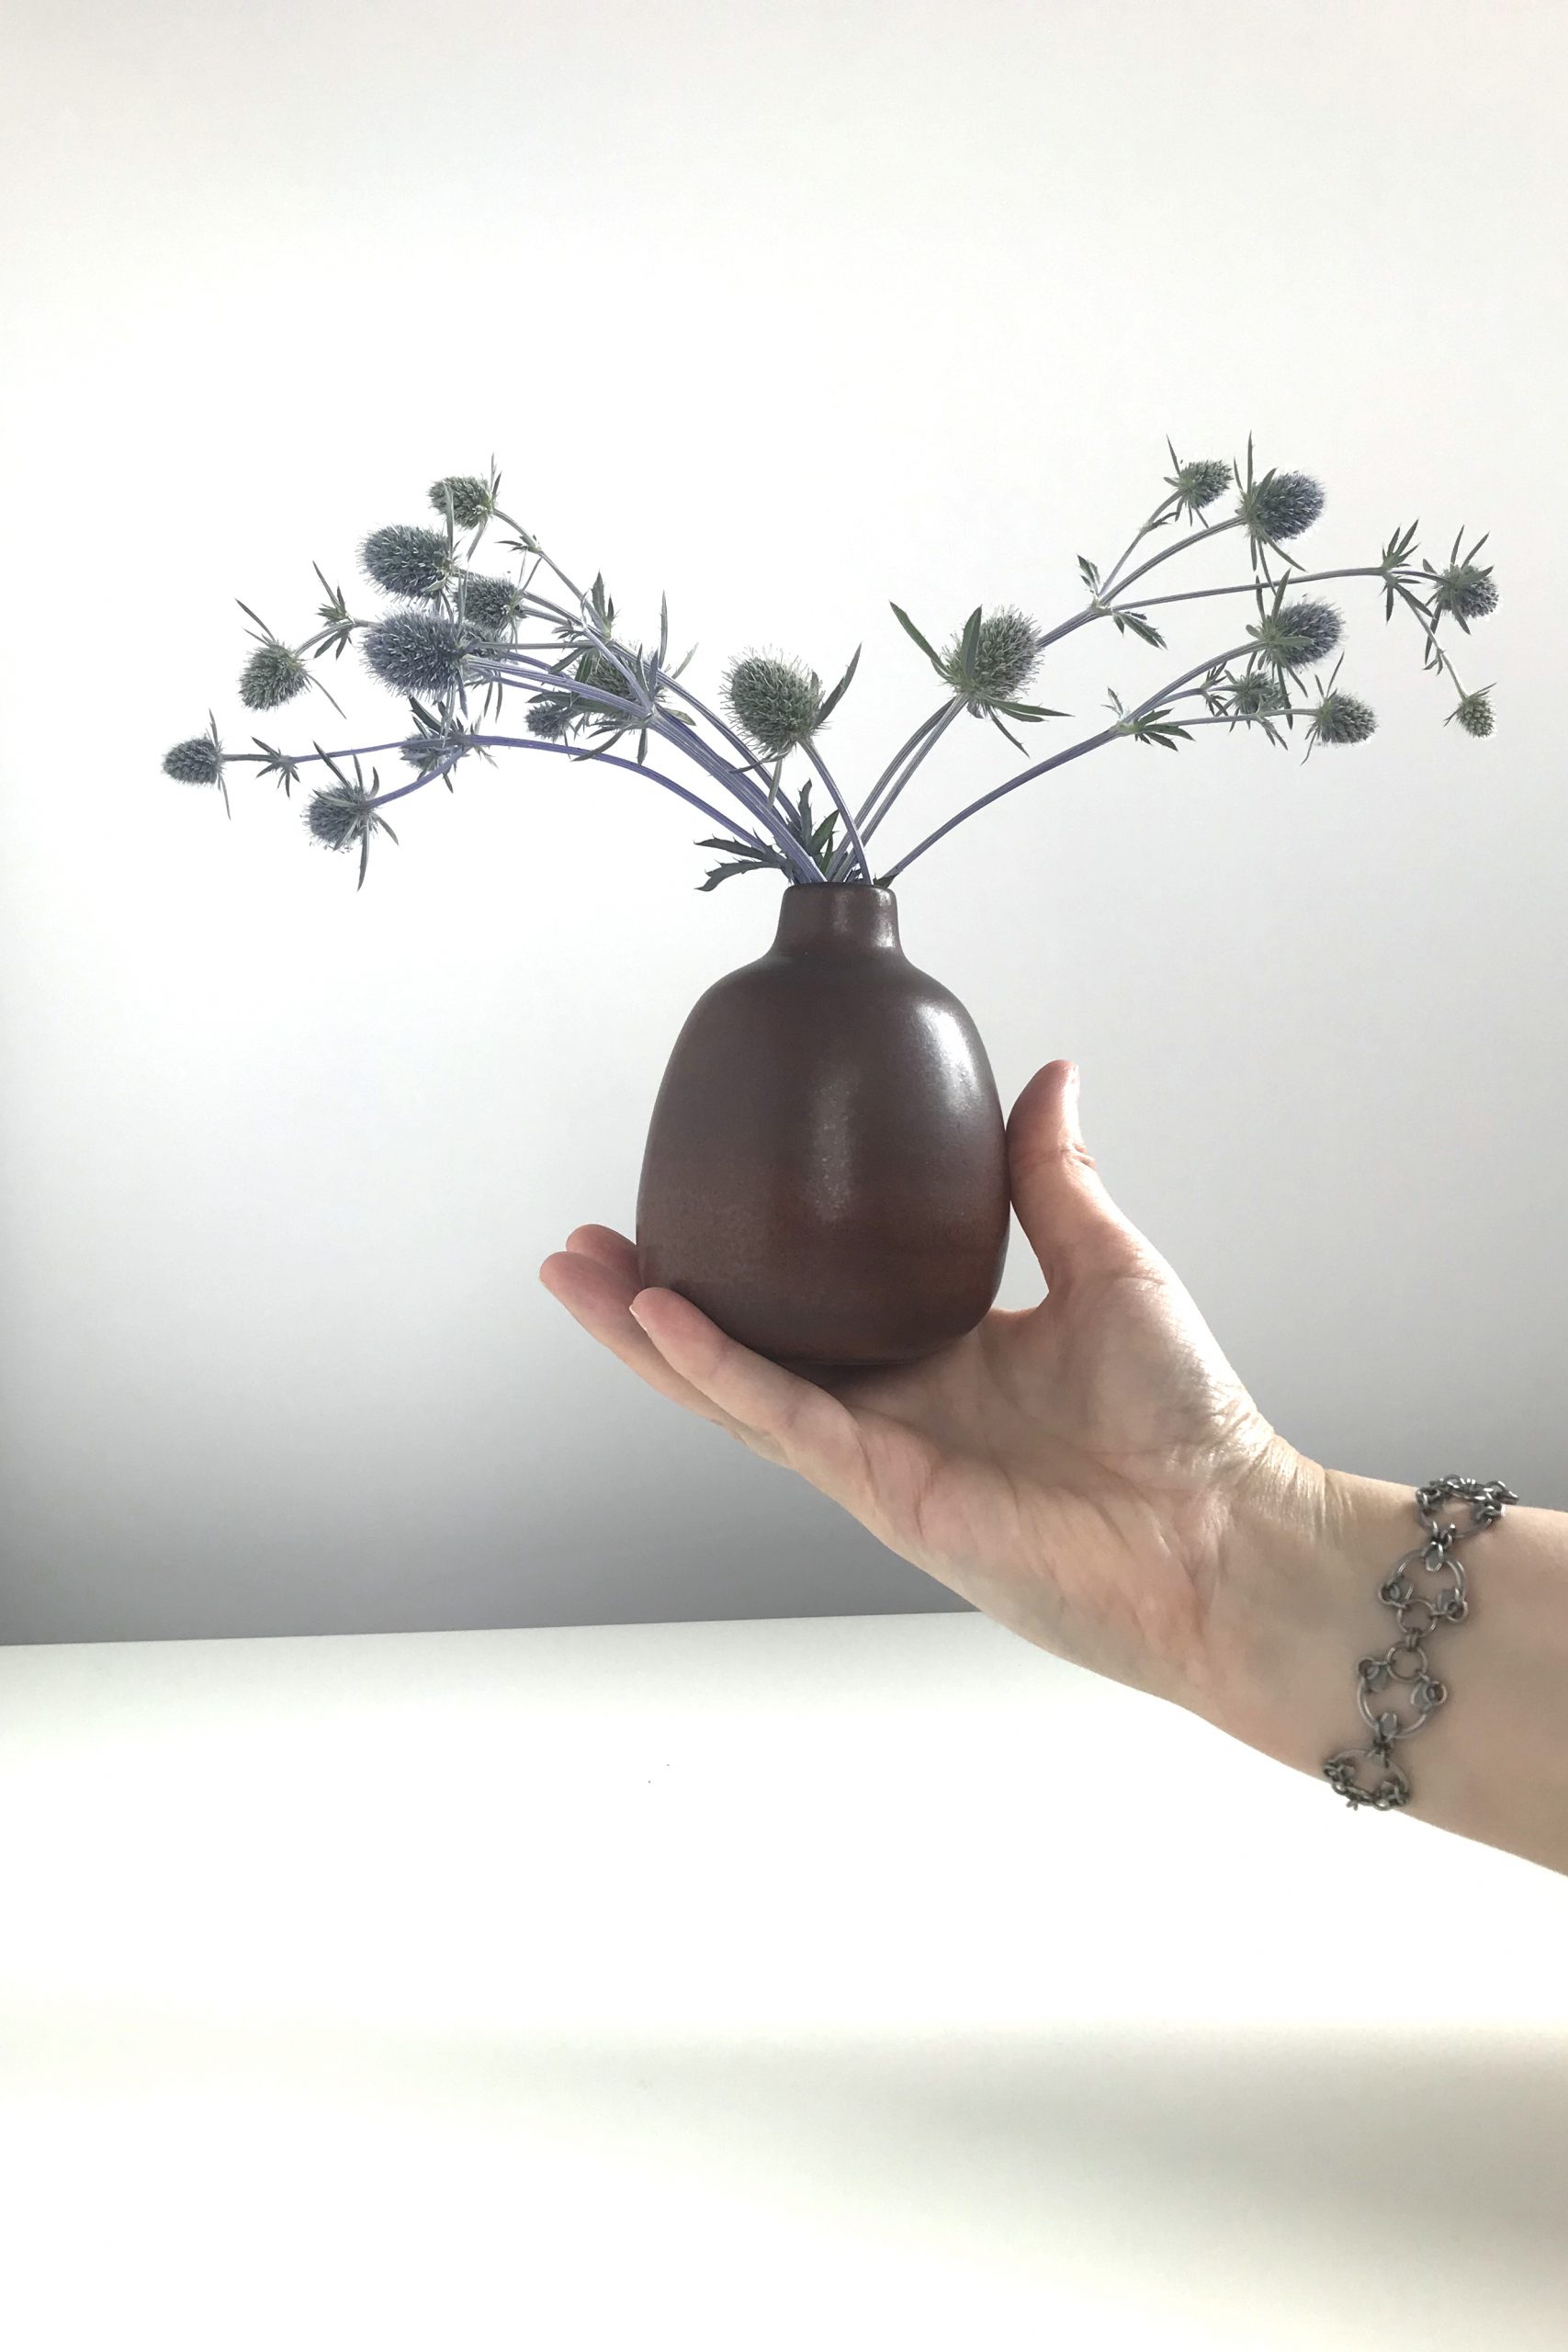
left=1228, top=672, right=1289, bottom=719
left=360, top=524, right=454, bottom=600
left=526, top=691, right=577, bottom=741
left=1170, top=457, right=1231, bottom=519
left=163, top=734, right=224, bottom=785
left=1450, top=687, right=1495, bottom=738
left=1310, top=690, right=1377, bottom=745
left=722, top=651, right=823, bottom=756
left=1250, top=599, right=1342, bottom=669
left=939, top=605, right=1041, bottom=707
left=575, top=646, right=637, bottom=701
left=364, top=610, right=478, bottom=699
left=1432, top=561, right=1498, bottom=623
left=457, top=573, right=525, bottom=635
left=429, top=475, right=494, bottom=531
left=1236, top=469, right=1325, bottom=544
left=239, top=641, right=310, bottom=711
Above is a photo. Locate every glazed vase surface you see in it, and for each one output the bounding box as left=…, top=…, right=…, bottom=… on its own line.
left=636, top=886, right=1009, bottom=1368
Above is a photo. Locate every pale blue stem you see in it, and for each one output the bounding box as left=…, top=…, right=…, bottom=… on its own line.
left=859, top=700, right=964, bottom=846
left=853, top=700, right=953, bottom=831
left=881, top=640, right=1257, bottom=884
left=798, top=738, right=872, bottom=883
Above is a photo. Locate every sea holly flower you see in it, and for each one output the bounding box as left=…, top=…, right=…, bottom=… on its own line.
left=1248, top=598, right=1342, bottom=670
left=457, top=572, right=525, bottom=636
left=302, top=752, right=400, bottom=889
left=1448, top=687, right=1495, bottom=737
left=239, top=640, right=310, bottom=710
left=722, top=651, right=827, bottom=756
left=937, top=606, right=1042, bottom=708
left=360, top=524, right=455, bottom=600
left=1429, top=543, right=1499, bottom=627
left=1162, top=442, right=1231, bottom=523
left=363, top=609, right=479, bottom=700
left=1232, top=434, right=1325, bottom=569
left=429, top=474, right=495, bottom=531
left=1307, top=689, right=1377, bottom=746
left=163, top=732, right=225, bottom=785
left=1227, top=672, right=1289, bottom=719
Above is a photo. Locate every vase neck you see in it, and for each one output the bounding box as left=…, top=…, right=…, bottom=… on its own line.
left=773, top=885, right=901, bottom=956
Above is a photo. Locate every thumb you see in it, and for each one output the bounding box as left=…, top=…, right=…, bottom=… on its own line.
left=1006, top=1059, right=1145, bottom=1288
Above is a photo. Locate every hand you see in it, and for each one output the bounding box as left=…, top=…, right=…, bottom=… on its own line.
left=539, top=1059, right=1317, bottom=1713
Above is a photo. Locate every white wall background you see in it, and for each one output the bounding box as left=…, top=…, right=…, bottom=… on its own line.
left=2, top=0, right=1563, bottom=1642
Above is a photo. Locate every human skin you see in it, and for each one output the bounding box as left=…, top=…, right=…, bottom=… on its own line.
left=539, top=1059, right=1568, bottom=1878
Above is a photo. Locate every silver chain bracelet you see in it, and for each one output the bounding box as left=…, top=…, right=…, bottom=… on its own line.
left=1323, top=1475, right=1518, bottom=1811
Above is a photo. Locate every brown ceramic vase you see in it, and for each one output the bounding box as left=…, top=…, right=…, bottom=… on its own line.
left=636, top=886, right=1010, bottom=1369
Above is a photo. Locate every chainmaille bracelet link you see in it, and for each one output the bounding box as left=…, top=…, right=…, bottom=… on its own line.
left=1323, top=1475, right=1518, bottom=1812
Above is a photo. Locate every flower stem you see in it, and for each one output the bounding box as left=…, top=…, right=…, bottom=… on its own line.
left=860, top=700, right=964, bottom=845
left=853, top=699, right=954, bottom=831
left=798, top=738, right=872, bottom=882
left=880, top=639, right=1257, bottom=884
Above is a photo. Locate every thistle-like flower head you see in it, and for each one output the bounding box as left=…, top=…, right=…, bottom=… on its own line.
left=1228, top=672, right=1289, bottom=718
left=305, top=780, right=375, bottom=852
left=360, top=524, right=454, bottom=600
left=364, top=610, right=478, bottom=699
left=1310, top=690, right=1378, bottom=745
left=1431, top=561, right=1499, bottom=623
left=527, top=691, right=577, bottom=741
left=1236, top=469, right=1325, bottom=545
left=722, top=651, right=824, bottom=756
left=163, top=733, right=224, bottom=785
left=939, top=606, right=1042, bottom=707
left=1449, top=687, right=1495, bottom=737
left=575, top=646, right=637, bottom=702
left=1168, top=455, right=1232, bottom=521
left=239, top=641, right=310, bottom=711
left=302, top=762, right=399, bottom=888
left=457, top=573, right=525, bottom=636
left=1250, top=599, right=1342, bottom=669
left=429, top=475, right=494, bottom=531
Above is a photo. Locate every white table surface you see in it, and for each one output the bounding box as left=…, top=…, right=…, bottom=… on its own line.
left=2, top=1611, right=1565, bottom=2351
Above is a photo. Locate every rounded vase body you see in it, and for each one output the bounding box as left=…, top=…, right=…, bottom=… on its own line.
left=636, top=887, right=1010, bottom=1368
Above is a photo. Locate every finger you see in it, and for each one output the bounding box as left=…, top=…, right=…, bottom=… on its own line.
left=627, top=1285, right=869, bottom=1500
left=563, top=1223, right=640, bottom=1283
left=1006, top=1059, right=1147, bottom=1289
left=539, top=1249, right=749, bottom=1431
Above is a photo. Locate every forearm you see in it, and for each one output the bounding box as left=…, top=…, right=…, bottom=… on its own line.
left=1197, top=1444, right=1568, bottom=1876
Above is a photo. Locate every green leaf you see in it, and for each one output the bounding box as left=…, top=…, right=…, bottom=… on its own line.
left=1077, top=554, right=1100, bottom=592
left=815, top=643, right=862, bottom=729
left=958, top=605, right=983, bottom=678
left=992, top=698, right=1069, bottom=721
left=889, top=603, right=943, bottom=673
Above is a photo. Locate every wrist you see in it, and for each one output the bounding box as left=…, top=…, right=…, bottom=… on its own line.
left=1191, top=1444, right=1568, bottom=1874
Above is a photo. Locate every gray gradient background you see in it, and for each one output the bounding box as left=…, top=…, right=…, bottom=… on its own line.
left=2, top=0, right=1563, bottom=1645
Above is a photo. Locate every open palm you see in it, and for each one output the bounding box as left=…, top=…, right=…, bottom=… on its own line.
left=540, top=1059, right=1293, bottom=1709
